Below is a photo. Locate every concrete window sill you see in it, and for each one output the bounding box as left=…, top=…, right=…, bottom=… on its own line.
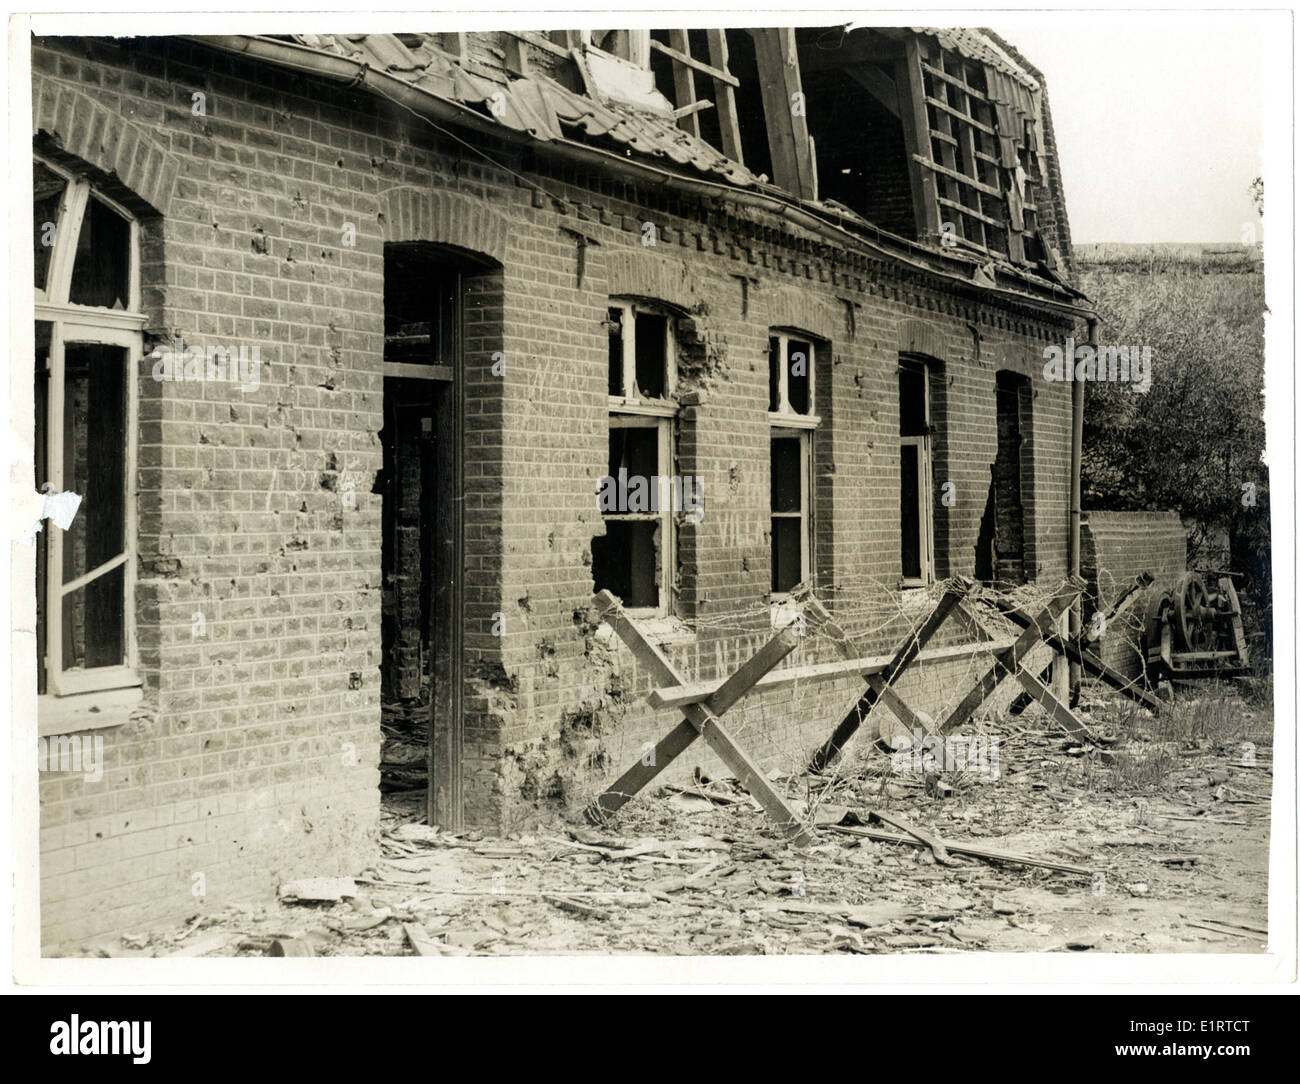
left=37, top=686, right=143, bottom=738
left=636, top=615, right=696, bottom=648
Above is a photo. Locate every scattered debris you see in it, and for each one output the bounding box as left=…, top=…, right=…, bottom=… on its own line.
left=118, top=682, right=1270, bottom=957
left=279, top=877, right=358, bottom=903
left=403, top=924, right=444, bottom=956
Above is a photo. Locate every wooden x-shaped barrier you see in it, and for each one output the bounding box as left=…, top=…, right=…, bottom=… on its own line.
left=807, top=577, right=1096, bottom=773
left=1002, top=572, right=1164, bottom=713
left=582, top=590, right=814, bottom=846
left=584, top=578, right=1102, bottom=838
left=934, top=580, right=1094, bottom=741
left=806, top=578, right=973, bottom=771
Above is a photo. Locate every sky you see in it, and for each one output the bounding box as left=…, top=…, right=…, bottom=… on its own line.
left=993, top=12, right=1274, bottom=244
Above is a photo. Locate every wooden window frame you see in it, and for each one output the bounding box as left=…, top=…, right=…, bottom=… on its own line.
left=608, top=299, right=677, bottom=411
left=899, top=358, right=935, bottom=588
left=767, top=330, right=824, bottom=601
left=769, top=426, right=812, bottom=600
left=35, top=155, right=143, bottom=697
left=602, top=300, right=679, bottom=618
left=766, top=330, right=821, bottom=429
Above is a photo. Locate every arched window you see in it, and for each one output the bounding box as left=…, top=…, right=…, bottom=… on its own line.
left=34, top=155, right=142, bottom=696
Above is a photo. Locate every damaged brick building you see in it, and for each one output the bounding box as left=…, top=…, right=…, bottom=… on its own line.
left=27, top=26, right=1095, bottom=948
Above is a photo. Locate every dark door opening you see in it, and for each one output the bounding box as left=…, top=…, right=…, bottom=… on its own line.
left=379, top=245, right=466, bottom=829
left=379, top=378, right=438, bottom=801
left=991, top=370, right=1030, bottom=584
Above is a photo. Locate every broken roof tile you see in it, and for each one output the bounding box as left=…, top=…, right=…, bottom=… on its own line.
left=286, top=32, right=762, bottom=189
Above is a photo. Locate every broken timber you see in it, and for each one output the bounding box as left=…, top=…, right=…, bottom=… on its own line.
left=807, top=578, right=973, bottom=772
left=823, top=823, right=1094, bottom=878
left=583, top=590, right=814, bottom=846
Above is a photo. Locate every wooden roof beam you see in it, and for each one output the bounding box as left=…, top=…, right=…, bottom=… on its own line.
left=750, top=27, right=816, bottom=200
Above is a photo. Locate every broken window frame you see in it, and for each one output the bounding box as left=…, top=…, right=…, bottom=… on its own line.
left=599, top=300, right=679, bottom=618
left=34, top=155, right=143, bottom=696
left=607, top=299, right=676, bottom=410
left=767, top=331, right=820, bottom=424
left=899, top=357, right=935, bottom=588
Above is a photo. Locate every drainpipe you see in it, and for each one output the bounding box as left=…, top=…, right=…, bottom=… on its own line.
left=1067, top=316, right=1095, bottom=696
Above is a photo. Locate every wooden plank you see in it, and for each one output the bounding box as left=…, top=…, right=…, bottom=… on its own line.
left=936, top=584, right=1079, bottom=735
left=509, top=30, right=572, bottom=59
left=584, top=592, right=811, bottom=844
left=403, top=923, right=443, bottom=957
left=1220, top=577, right=1250, bottom=665
left=843, top=63, right=899, bottom=118
left=750, top=27, right=816, bottom=200
left=706, top=29, right=744, bottom=165
left=823, top=825, right=1093, bottom=877
left=807, top=579, right=971, bottom=771
left=647, top=635, right=1017, bottom=709
left=671, top=99, right=714, bottom=121
left=924, top=94, right=996, bottom=134
left=920, top=155, right=998, bottom=198
left=706, top=627, right=801, bottom=716
left=999, top=600, right=1165, bottom=711
left=936, top=193, right=1005, bottom=227
left=896, top=39, right=941, bottom=241
left=920, top=60, right=984, bottom=100
left=584, top=718, right=699, bottom=825
left=667, top=30, right=701, bottom=138
left=1013, top=667, right=1097, bottom=742
left=650, top=36, right=740, bottom=87
left=384, top=361, right=454, bottom=382
left=867, top=676, right=931, bottom=733
left=871, top=810, right=955, bottom=865
left=502, top=34, right=530, bottom=76
left=1099, top=571, right=1155, bottom=624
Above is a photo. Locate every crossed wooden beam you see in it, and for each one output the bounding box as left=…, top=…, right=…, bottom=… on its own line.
left=806, top=578, right=973, bottom=771
left=1001, top=572, right=1164, bottom=713
left=584, top=577, right=1099, bottom=840
left=807, top=577, right=1096, bottom=773
left=582, top=590, right=814, bottom=846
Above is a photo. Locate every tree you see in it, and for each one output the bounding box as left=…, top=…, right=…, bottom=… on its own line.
left=1076, top=245, right=1270, bottom=660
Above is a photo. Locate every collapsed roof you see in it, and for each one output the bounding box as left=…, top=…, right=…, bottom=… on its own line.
left=196, top=28, right=1088, bottom=309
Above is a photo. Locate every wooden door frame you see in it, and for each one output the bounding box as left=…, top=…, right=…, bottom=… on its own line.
left=380, top=274, right=465, bottom=832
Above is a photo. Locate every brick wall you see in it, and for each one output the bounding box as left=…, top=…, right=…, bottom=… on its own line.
left=1081, top=510, right=1187, bottom=678
left=31, top=35, right=1082, bottom=948
left=33, top=36, right=400, bottom=950
left=480, top=169, right=1079, bottom=826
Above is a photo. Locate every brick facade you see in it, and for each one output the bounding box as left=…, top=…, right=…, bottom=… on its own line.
left=1081, top=510, right=1188, bottom=678
left=30, top=34, right=1082, bottom=950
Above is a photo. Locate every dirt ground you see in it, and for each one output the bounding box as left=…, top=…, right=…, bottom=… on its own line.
left=87, top=686, right=1274, bottom=958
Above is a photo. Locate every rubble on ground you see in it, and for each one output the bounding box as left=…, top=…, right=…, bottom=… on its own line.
left=85, top=690, right=1272, bottom=957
